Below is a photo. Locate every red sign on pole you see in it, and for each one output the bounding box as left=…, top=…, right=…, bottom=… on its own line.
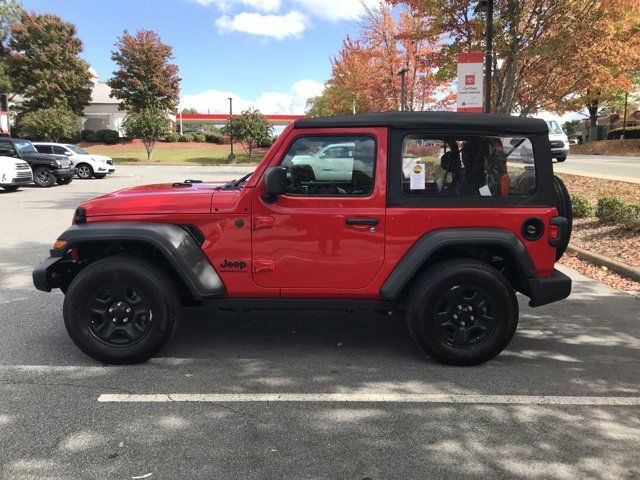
left=456, top=52, right=484, bottom=113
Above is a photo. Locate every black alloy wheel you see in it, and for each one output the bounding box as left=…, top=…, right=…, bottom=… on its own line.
left=431, top=284, right=497, bottom=348
left=33, top=167, right=56, bottom=187
left=87, top=283, right=153, bottom=347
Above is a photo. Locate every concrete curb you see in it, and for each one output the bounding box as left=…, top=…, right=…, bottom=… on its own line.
left=567, top=245, right=640, bottom=282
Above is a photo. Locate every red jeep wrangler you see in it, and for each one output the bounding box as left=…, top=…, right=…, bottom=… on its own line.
left=33, top=112, right=572, bottom=366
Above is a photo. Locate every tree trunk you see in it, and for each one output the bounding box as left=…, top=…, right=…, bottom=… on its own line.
left=494, top=2, right=520, bottom=114
left=144, top=139, right=155, bottom=161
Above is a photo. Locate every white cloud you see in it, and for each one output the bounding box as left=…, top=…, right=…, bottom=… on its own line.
left=215, top=10, right=306, bottom=39
left=292, top=0, right=380, bottom=21
left=181, top=79, right=324, bottom=115
left=191, top=0, right=281, bottom=12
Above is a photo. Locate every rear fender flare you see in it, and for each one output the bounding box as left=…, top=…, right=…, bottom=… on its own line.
left=380, top=228, right=535, bottom=299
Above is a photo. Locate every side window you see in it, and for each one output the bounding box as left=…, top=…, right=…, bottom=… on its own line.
left=280, top=136, right=376, bottom=196
left=52, top=146, right=68, bottom=155
left=35, top=145, right=53, bottom=154
left=401, top=135, right=536, bottom=197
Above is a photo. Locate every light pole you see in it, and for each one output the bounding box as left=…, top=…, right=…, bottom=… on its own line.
left=397, top=67, right=409, bottom=111
left=475, top=0, right=494, bottom=113
left=228, top=97, right=235, bottom=164
left=177, top=76, right=183, bottom=135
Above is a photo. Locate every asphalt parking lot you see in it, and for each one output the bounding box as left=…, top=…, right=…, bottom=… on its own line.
left=1, top=166, right=639, bottom=480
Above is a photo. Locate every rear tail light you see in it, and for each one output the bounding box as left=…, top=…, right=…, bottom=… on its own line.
left=549, top=224, right=559, bottom=241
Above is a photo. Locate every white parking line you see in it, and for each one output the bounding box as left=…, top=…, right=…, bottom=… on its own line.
left=97, top=393, right=640, bottom=406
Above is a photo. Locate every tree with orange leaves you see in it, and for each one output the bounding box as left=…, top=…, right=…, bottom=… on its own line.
left=307, top=3, right=453, bottom=116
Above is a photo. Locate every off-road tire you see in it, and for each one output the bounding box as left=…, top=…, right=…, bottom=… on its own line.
left=63, top=255, right=180, bottom=364
left=406, top=259, right=519, bottom=366
left=555, top=156, right=567, bottom=162
left=33, top=167, right=56, bottom=187
left=76, top=163, right=93, bottom=179
left=56, top=176, right=73, bottom=185
left=2, top=185, right=20, bottom=192
left=553, top=175, right=572, bottom=260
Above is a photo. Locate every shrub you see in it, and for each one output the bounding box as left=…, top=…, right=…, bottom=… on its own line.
left=86, top=133, right=100, bottom=142
left=165, top=132, right=180, bottom=142
left=607, top=126, right=640, bottom=140
left=193, top=133, right=206, bottom=142
left=620, top=204, right=640, bottom=230
left=96, top=129, right=120, bottom=144
left=81, top=129, right=95, bottom=141
left=258, top=136, right=274, bottom=148
left=179, top=133, right=195, bottom=142
left=571, top=194, right=594, bottom=218
left=205, top=132, right=224, bottom=144
left=17, top=107, right=81, bottom=142
left=596, top=196, right=627, bottom=225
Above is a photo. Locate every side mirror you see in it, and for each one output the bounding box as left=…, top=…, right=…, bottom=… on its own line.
left=262, top=166, right=287, bottom=203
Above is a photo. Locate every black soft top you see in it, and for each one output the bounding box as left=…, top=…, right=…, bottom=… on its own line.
left=295, top=111, right=548, bottom=135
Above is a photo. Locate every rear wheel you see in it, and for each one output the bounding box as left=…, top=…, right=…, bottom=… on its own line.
left=2, top=185, right=20, bottom=192
left=406, top=259, right=518, bottom=366
left=553, top=175, right=573, bottom=260
left=76, top=163, right=93, bottom=179
left=63, top=255, right=179, bottom=364
left=33, top=167, right=56, bottom=187
left=555, top=156, right=567, bottom=162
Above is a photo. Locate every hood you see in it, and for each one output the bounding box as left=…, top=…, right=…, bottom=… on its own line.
left=79, top=182, right=239, bottom=217
left=23, top=152, right=72, bottom=166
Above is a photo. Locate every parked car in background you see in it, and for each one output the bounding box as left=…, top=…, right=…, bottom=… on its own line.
left=534, top=115, right=570, bottom=162
left=33, top=142, right=115, bottom=179
left=0, top=138, right=75, bottom=187
left=0, top=154, right=32, bottom=191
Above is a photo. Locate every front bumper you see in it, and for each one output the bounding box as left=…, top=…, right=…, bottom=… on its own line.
left=550, top=146, right=570, bottom=157
left=526, top=269, right=572, bottom=307
left=53, top=167, right=76, bottom=178
left=33, top=255, right=65, bottom=292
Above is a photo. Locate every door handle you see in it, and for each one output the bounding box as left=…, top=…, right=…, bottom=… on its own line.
left=345, top=218, right=379, bottom=226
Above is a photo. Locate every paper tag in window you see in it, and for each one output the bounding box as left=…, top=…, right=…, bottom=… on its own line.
left=410, top=161, right=425, bottom=190
left=479, top=184, right=491, bottom=196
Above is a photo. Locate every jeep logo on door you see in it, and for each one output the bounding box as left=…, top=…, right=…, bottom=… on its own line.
left=220, top=259, right=247, bottom=272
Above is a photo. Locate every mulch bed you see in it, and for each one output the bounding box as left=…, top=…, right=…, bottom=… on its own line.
left=571, top=139, right=640, bottom=157
left=557, top=173, right=640, bottom=292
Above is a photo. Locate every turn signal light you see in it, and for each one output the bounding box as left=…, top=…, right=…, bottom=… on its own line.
left=52, top=240, right=67, bottom=250
left=549, top=224, right=559, bottom=240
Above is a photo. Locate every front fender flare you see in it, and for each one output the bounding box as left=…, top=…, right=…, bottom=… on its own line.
left=33, top=222, right=225, bottom=298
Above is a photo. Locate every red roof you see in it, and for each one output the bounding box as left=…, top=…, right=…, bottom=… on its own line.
left=178, top=113, right=305, bottom=121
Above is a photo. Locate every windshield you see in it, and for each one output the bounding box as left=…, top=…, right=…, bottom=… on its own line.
left=66, top=144, right=87, bottom=154
left=14, top=140, right=37, bottom=154
left=546, top=120, right=563, bottom=135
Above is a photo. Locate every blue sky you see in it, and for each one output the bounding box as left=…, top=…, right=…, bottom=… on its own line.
left=21, top=0, right=377, bottom=114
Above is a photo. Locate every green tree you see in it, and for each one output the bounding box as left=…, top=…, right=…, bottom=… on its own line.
left=222, top=108, right=273, bottom=163
left=108, top=29, right=180, bottom=112
left=306, top=92, right=335, bottom=117
left=181, top=107, right=198, bottom=114
left=0, top=0, right=23, bottom=93
left=7, top=12, right=91, bottom=114
left=17, top=107, right=80, bottom=141
left=123, top=107, right=169, bottom=161
left=563, top=120, right=582, bottom=137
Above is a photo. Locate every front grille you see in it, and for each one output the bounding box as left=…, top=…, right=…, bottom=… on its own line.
left=16, top=171, right=32, bottom=179
left=15, top=163, right=30, bottom=170
left=550, top=140, right=565, bottom=148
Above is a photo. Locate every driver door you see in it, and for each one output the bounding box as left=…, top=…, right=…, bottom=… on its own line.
left=251, top=129, right=387, bottom=294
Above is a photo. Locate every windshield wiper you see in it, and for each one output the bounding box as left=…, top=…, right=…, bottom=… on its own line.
left=220, top=173, right=251, bottom=190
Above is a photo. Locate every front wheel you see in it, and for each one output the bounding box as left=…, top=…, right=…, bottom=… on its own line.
left=406, top=259, right=519, bottom=366
left=76, top=163, right=93, bottom=179
left=33, top=167, right=56, bottom=187
left=63, top=255, right=180, bottom=364
left=555, top=156, right=567, bottom=162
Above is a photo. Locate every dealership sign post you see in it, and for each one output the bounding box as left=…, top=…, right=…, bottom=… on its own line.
left=456, top=52, right=484, bottom=113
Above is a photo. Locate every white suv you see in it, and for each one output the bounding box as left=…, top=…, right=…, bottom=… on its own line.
left=33, top=142, right=115, bottom=179
left=0, top=154, right=32, bottom=191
